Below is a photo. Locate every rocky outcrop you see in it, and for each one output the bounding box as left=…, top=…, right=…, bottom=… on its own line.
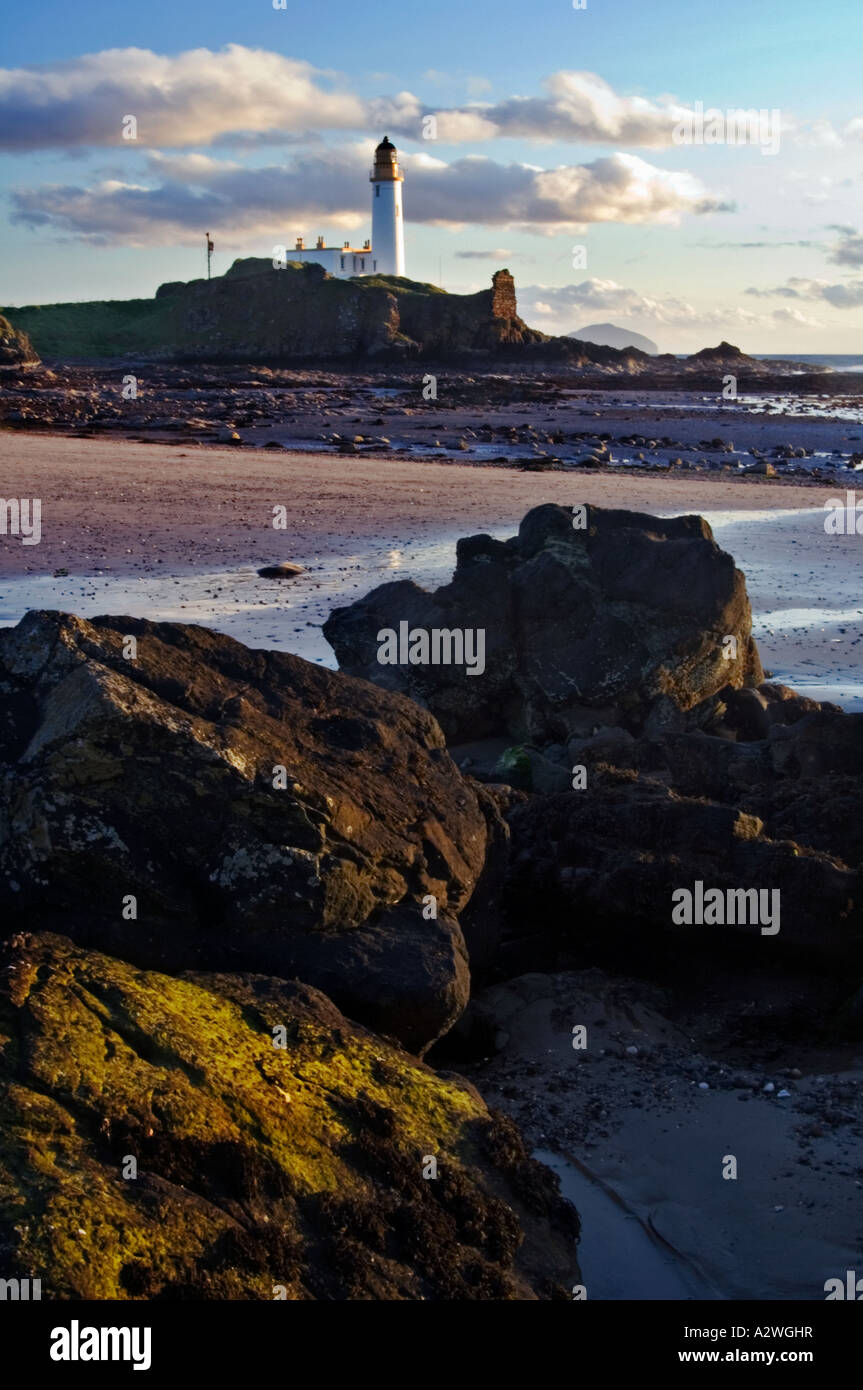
left=668, top=341, right=826, bottom=379
left=3, top=265, right=540, bottom=364
left=4, top=264, right=402, bottom=363
left=4, top=271, right=825, bottom=374
left=562, top=704, right=863, bottom=881
left=388, top=268, right=543, bottom=354
left=324, top=503, right=763, bottom=744
left=477, top=681, right=863, bottom=987
left=0, top=610, right=500, bottom=1053
left=490, top=270, right=518, bottom=320
left=504, top=774, right=862, bottom=969
left=687, top=340, right=752, bottom=366
left=0, top=313, right=39, bottom=368
left=0, top=932, right=580, bottom=1299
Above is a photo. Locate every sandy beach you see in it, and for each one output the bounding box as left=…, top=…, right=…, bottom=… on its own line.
left=3, top=430, right=863, bottom=1302
left=2, top=433, right=862, bottom=707
left=0, top=431, right=850, bottom=576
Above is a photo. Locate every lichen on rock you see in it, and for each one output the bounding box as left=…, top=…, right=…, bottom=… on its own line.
left=0, top=932, right=579, bottom=1299
left=0, top=610, right=501, bottom=1052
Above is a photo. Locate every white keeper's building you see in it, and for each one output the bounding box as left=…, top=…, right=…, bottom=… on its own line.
left=285, top=136, right=406, bottom=280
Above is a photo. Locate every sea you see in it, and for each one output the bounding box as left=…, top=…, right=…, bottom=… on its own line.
left=669, top=355, right=863, bottom=372
left=752, top=354, right=863, bottom=372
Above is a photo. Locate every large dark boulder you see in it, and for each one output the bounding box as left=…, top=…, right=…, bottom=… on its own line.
left=0, top=932, right=580, bottom=1299
left=565, top=706, right=863, bottom=872
left=505, top=776, right=862, bottom=969
left=324, top=503, right=763, bottom=743
left=0, top=610, right=499, bottom=1053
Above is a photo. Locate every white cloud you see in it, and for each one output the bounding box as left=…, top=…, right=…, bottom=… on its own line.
left=515, top=278, right=833, bottom=342
left=421, top=71, right=691, bottom=146
left=454, top=247, right=514, bottom=259
left=11, top=147, right=729, bottom=244
left=405, top=152, right=730, bottom=231
left=827, top=226, right=863, bottom=267
left=0, top=48, right=782, bottom=157
left=516, top=278, right=760, bottom=334
left=0, top=45, right=409, bottom=150
left=772, top=306, right=824, bottom=327
left=746, top=276, right=863, bottom=308
left=790, top=117, right=844, bottom=148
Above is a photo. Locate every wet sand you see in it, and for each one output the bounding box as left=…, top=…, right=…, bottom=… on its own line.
left=2, top=435, right=861, bottom=707
left=474, top=973, right=863, bottom=1301
left=0, top=432, right=857, bottom=579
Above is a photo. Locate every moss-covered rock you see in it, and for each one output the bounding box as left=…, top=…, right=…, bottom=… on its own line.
left=495, top=746, right=533, bottom=791
left=0, top=932, right=580, bottom=1299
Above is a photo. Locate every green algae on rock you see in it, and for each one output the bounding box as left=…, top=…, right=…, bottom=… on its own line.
left=0, top=933, right=580, bottom=1299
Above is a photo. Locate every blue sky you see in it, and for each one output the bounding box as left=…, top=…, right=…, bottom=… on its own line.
left=2, top=0, right=861, bottom=350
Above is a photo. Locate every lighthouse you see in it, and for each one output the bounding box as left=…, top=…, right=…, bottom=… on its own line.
left=370, top=136, right=405, bottom=277
left=280, top=136, right=406, bottom=279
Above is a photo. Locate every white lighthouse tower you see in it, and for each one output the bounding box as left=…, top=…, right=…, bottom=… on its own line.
left=280, top=136, right=405, bottom=279
left=370, top=136, right=405, bottom=277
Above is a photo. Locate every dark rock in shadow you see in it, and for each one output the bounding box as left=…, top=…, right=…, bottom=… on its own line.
left=324, top=502, right=763, bottom=744
left=0, top=609, right=498, bottom=1053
